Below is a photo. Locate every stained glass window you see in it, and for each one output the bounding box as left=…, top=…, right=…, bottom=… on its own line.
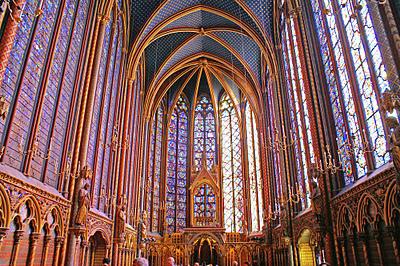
left=0, top=0, right=90, bottom=188
left=32, top=0, right=79, bottom=182
left=166, top=95, right=188, bottom=233
left=147, top=105, right=164, bottom=232
left=266, top=82, right=282, bottom=225
left=220, top=94, right=244, bottom=233
left=245, top=103, right=263, bottom=232
left=87, top=13, right=113, bottom=173
left=193, top=183, right=216, bottom=227
left=193, top=95, right=216, bottom=171
left=94, top=13, right=123, bottom=213
left=43, top=0, right=91, bottom=187
left=310, top=0, right=391, bottom=185
left=1, top=0, right=62, bottom=171
left=281, top=16, right=314, bottom=209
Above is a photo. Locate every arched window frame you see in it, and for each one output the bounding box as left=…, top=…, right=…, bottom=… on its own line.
left=281, top=13, right=315, bottom=210
left=244, top=101, right=264, bottom=232
left=0, top=0, right=92, bottom=189
left=165, top=94, right=189, bottom=233
left=86, top=6, right=125, bottom=214
left=146, top=103, right=166, bottom=232
left=265, top=81, right=283, bottom=226
left=193, top=94, right=217, bottom=172
left=308, top=0, right=395, bottom=186
left=193, top=183, right=217, bottom=227
left=219, top=93, right=244, bottom=233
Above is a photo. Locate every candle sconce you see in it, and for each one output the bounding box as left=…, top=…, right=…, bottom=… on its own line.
left=268, top=205, right=280, bottom=221
left=267, top=129, right=295, bottom=152
left=268, top=196, right=287, bottom=221
left=101, top=126, right=121, bottom=152
left=17, top=134, right=53, bottom=161
left=340, top=132, right=374, bottom=156
left=58, top=153, right=72, bottom=179
left=315, top=144, right=342, bottom=175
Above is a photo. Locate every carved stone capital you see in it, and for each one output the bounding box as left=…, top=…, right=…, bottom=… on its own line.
left=43, top=235, right=52, bottom=245
left=29, top=232, right=41, bottom=245
left=0, top=227, right=8, bottom=241
left=14, top=230, right=24, bottom=244
left=55, top=236, right=64, bottom=247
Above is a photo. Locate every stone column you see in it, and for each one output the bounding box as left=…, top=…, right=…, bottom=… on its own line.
left=374, top=230, right=384, bottom=266
left=41, top=235, right=52, bottom=265
left=358, top=233, right=370, bottom=266
left=0, top=227, right=8, bottom=250
left=53, top=236, right=64, bottom=266
left=65, top=6, right=111, bottom=265
left=348, top=235, right=358, bottom=266
left=26, top=232, right=40, bottom=266
left=72, top=233, right=82, bottom=266
left=9, top=230, right=23, bottom=266
left=0, top=0, right=25, bottom=88
left=80, top=240, right=88, bottom=265
left=387, top=226, right=400, bottom=265
left=338, top=237, right=348, bottom=266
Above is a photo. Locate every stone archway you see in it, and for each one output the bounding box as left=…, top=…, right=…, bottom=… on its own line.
left=191, top=236, right=221, bottom=266
left=87, top=231, right=108, bottom=266
left=298, top=229, right=316, bottom=266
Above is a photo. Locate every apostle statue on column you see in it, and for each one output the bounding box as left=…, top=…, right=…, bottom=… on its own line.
left=75, top=183, right=90, bottom=226
left=386, top=116, right=400, bottom=190
left=116, top=199, right=126, bottom=239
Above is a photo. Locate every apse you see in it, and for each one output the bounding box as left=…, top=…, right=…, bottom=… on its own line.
left=145, top=67, right=265, bottom=235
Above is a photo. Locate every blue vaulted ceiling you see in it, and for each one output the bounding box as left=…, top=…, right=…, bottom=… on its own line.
left=145, top=32, right=195, bottom=86
left=132, top=0, right=273, bottom=95
left=130, top=0, right=274, bottom=45
left=145, top=33, right=257, bottom=89
left=162, top=10, right=240, bottom=31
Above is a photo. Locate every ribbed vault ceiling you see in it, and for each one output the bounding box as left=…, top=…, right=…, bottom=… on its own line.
left=129, top=0, right=274, bottom=117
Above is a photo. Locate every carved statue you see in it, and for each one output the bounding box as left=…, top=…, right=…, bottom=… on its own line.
left=141, top=210, right=148, bottom=236
left=387, top=117, right=400, bottom=174
left=310, top=179, right=319, bottom=199
left=75, top=183, right=90, bottom=226
left=309, top=163, right=320, bottom=200
left=382, top=90, right=400, bottom=114
left=241, top=216, right=248, bottom=235
left=116, top=204, right=126, bottom=239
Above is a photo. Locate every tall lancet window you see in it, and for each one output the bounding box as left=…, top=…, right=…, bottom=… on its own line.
left=245, top=103, right=263, bottom=232
left=0, top=0, right=90, bottom=186
left=193, top=95, right=216, bottom=171
left=282, top=16, right=314, bottom=209
left=310, top=0, right=392, bottom=185
left=166, top=95, right=188, bottom=233
left=147, top=105, right=164, bottom=232
left=220, top=94, right=244, bottom=233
